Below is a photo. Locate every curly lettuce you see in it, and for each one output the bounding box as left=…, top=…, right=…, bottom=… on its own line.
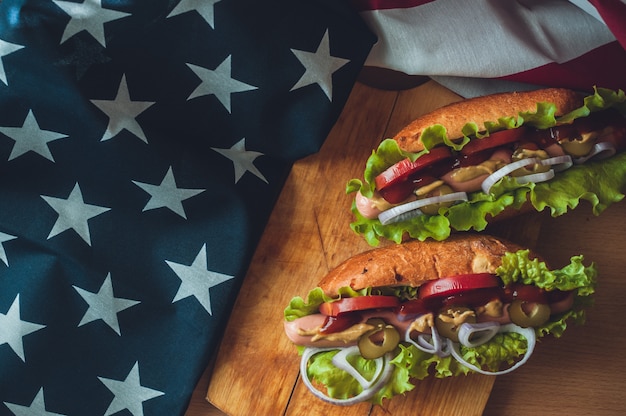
left=284, top=286, right=368, bottom=322
left=348, top=87, right=626, bottom=246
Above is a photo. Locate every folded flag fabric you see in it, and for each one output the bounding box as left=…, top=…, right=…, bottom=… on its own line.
left=352, top=0, right=626, bottom=97
left=0, top=1, right=374, bottom=415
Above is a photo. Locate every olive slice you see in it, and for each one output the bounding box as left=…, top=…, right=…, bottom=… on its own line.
left=435, top=306, right=476, bottom=343
left=357, top=319, right=400, bottom=360
left=559, top=132, right=597, bottom=157
left=509, top=300, right=550, bottom=328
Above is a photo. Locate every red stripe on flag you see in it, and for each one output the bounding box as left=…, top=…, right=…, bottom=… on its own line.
left=588, top=0, right=626, bottom=50
left=498, top=41, right=626, bottom=92
left=349, top=0, right=434, bottom=12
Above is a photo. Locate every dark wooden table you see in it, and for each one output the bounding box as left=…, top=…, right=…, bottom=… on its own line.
left=186, top=81, right=626, bottom=416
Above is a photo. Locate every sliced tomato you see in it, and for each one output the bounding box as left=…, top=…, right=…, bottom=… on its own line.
left=396, top=298, right=430, bottom=318
left=546, top=289, right=572, bottom=304
left=460, top=127, right=526, bottom=156
left=456, top=149, right=492, bottom=168
left=318, top=313, right=362, bottom=334
left=379, top=176, right=437, bottom=204
left=378, top=179, right=417, bottom=204
left=375, top=146, right=453, bottom=191
left=502, top=283, right=547, bottom=303
left=440, top=287, right=504, bottom=308
left=418, top=273, right=501, bottom=300
left=318, top=295, right=401, bottom=317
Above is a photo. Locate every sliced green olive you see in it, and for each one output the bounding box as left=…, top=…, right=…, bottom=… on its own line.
left=559, top=132, right=597, bottom=157
left=435, top=306, right=476, bottom=343
left=357, top=319, right=400, bottom=359
left=509, top=300, right=551, bottom=328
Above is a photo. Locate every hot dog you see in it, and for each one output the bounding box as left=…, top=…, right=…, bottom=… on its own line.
left=283, top=235, right=596, bottom=405
left=347, top=87, right=626, bottom=245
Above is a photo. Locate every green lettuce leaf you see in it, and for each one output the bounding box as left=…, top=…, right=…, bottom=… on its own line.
left=530, top=153, right=626, bottom=216
left=496, top=250, right=597, bottom=295
left=347, top=87, right=626, bottom=246
left=284, top=286, right=368, bottom=322
left=306, top=350, right=375, bottom=400
left=391, top=344, right=469, bottom=380
left=559, top=87, right=626, bottom=123
left=460, top=332, right=529, bottom=371
left=305, top=349, right=416, bottom=405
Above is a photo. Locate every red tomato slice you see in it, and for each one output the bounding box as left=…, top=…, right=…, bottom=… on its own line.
left=460, top=128, right=526, bottom=156
left=375, top=146, right=453, bottom=191
left=379, top=176, right=437, bottom=204
left=418, top=273, right=501, bottom=300
left=318, top=313, right=362, bottom=334
left=440, top=287, right=504, bottom=308
left=396, top=298, right=430, bottom=318
left=502, top=283, right=547, bottom=303
left=546, top=289, right=572, bottom=304
left=319, top=295, right=400, bottom=317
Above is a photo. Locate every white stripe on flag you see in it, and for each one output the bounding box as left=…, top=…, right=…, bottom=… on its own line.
left=360, top=0, right=615, bottom=79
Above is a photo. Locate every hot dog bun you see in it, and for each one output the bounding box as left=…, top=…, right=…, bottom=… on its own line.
left=318, top=234, right=535, bottom=297
left=395, top=88, right=581, bottom=153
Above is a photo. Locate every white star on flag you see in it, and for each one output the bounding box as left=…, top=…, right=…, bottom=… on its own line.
left=211, top=138, right=268, bottom=184
left=53, top=0, right=131, bottom=47
left=3, top=387, right=66, bottom=416
left=98, top=362, right=164, bottom=416
left=90, top=74, right=155, bottom=143
left=186, top=56, right=258, bottom=113
left=132, top=166, right=205, bottom=219
left=41, top=182, right=111, bottom=246
left=167, top=0, right=222, bottom=29
left=290, top=29, right=350, bottom=101
left=0, top=109, right=69, bottom=162
left=0, top=294, right=46, bottom=362
left=0, top=38, right=25, bottom=85
left=0, top=231, right=17, bottom=266
left=73, top=273, right=140, bottom=336
left=165, top=244, right=234, bottom=315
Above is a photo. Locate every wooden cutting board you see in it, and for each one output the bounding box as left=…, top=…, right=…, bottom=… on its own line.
left=203, top=80, right=546, bottom=416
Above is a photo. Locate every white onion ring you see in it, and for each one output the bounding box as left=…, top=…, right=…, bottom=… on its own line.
left=540, top=155, right=573, bottom=172
left=299, top=347, right=394, bottom=405
left=481, top=158, right=540, bottom=194
left=457, top=322, right=500, bottom=348
left=332, top=346, right=385, bottom=389
left=404, top=324, right=450, bottom=357
left=448, top=323, right=536, bottom=375
left=514, top=169, right=555, bottom=185
left=378, top=192, right=468, bottom=225
left=574, top=141, right=616, bottom=164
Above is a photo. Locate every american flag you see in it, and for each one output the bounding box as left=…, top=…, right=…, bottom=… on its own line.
left=2, top=0, right=625, bottom=415
left=0, top=0, right=373, bottom=414
left=353, top=0, right=626, bottom=96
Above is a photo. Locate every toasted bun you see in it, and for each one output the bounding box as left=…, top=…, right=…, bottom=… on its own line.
left=318, top=234, right=536, bottom=297
left=394, top=88, right=582, bottom=153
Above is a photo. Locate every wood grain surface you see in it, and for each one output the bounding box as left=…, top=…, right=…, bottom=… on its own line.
left=185, top=81, right=626, bottom=416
